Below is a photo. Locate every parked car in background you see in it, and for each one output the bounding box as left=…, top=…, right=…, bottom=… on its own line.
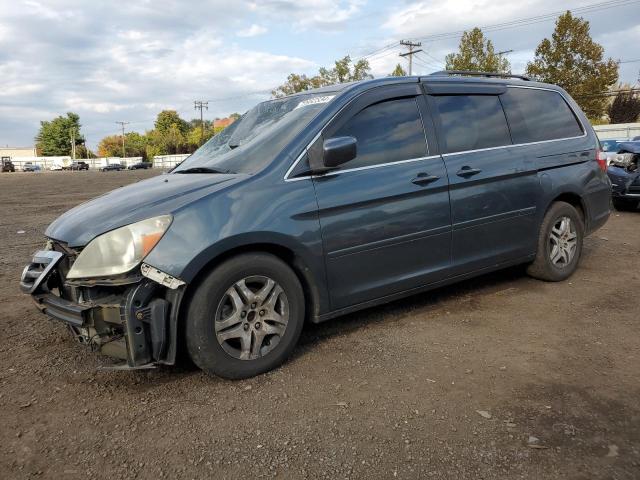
left=607, top=141, right=640, bottom=210
left=600, top=139, right=624, bottom=165
left=23, top=162, right=39, bottom=172
left=70, top=161, right=89, bottom=171
left=632, top=136, right=640, bottom=141
left=128, top=162, right=152, bottom=170
left=100, top=163, right=124, bottom=171
left=50, top=163, right=64, bottom=171
left=20, top=72, right=611, bottom=379
left=1, top=157, right=15, bottom=172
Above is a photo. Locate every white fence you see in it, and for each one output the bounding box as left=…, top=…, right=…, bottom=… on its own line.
left=594, top=123, right=640, bottom=141
left=152, top=154, right=190, bottom=170
left=7, top=153, right=190, bottom=171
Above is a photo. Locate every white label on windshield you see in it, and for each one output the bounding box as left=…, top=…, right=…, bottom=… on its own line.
left=294, top=95, right=334, bottom=110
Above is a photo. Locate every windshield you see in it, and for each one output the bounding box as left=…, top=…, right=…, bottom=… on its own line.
left=173, top=92, right=337, bottom=175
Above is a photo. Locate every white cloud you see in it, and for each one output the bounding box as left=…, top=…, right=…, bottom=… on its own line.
left=237, top=24, right=268, bottom=37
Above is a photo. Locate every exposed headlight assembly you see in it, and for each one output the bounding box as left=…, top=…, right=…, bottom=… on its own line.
left=66, top=215, right=172, bottom=279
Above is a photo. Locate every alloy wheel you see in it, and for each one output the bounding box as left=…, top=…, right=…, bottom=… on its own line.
left=214, top=275, right=289, bottom=360
left=549, top=216, right=577, bottom=268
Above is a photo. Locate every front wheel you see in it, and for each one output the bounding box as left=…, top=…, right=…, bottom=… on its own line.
left=527, top=201, right=584, bottom=282
left=185, top=253, right=305, bottom=379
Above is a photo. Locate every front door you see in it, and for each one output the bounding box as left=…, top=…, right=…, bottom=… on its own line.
left=312, top=85, right=452, bottom=310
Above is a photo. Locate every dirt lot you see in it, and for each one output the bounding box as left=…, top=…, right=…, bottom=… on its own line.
left=0, top=170, right=639, bottom=479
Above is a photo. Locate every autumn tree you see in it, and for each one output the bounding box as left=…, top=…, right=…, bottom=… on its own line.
left=445, top=28, right=510, bottom=73
left=526, top=11, right=618, bottom=120
left=35, top=112, right=84, bottom=156
left=390, top=63, right=407, bottom=77
left=98, top=132, right=148, bottom=159
left=272, top=56, right=372, bottom=97
left=608, top=85, right=640, bottom=124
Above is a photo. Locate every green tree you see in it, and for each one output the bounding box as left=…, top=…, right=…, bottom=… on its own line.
left=608, top=84, right=640, bottom=124
left=526, top=11, right=618, bottom=119
left=390, top=63, right=407, bottom=77
left=272, top=56, right=373, bottom=97
left=445, top=28, right=510, bottom=73
left=154, top=110, right=189, bottom=135
left=35, top=112, right=84, bottom=156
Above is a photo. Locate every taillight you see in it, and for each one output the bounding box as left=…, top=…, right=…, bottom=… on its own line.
left=596, top=149, right=607, bottom=172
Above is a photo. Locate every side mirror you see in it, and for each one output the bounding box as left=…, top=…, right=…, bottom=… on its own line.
left=323, top=136, right=357, bottom=169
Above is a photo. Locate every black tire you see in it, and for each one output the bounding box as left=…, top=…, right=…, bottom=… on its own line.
left=527, top=201, right=584, bottom=282
left=185, top=253, right=305, bottom=379
left=612, top=197, right=638, bottom=211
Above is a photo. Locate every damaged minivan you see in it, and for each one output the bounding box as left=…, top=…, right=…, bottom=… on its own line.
left=21, top=72, right=611, bottom=379
left=606, top=141, right=640, bottom=210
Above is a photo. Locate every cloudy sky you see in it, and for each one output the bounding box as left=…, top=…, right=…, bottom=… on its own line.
left=1, top=0, right=639, bottom=149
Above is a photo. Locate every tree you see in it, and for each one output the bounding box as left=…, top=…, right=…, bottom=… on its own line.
left=445, top=28, right=510, bottom=73
left=35, top=112, right=84, bottom=156
left=526, top=11, right=618, bottom=120
left=272, top=56, right=373, bottom=97
left=97, top=132, right=148, bottom=159
left=390, top=63, right=407, bottom=77
left=608, top=85, right=640, bottom=124
left=154, top=110, right=189, bottom=135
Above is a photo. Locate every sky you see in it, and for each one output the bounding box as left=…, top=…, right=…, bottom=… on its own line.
left=1, top=0, right=639, bottom=150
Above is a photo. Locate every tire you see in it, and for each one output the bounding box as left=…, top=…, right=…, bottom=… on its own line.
left=527, top=201, right=584, bottom=282
left=185, top=253, right=305, bottom=379
left=612, top=198, right=638, bottom=211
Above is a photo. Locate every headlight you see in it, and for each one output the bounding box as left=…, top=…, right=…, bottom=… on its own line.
left=66, top=215, right=172, bottom=279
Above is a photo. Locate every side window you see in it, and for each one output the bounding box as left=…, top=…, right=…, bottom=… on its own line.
left=500, top=88, right=584, bottom=143
left=332, top=97, right=427, bottom=169
left=433, top=95, right=512, bottom=153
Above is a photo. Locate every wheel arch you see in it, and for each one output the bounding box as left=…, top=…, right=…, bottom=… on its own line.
left=547, top=191, right=587, bottom=229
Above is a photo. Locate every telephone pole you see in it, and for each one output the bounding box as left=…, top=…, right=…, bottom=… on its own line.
left=194, top=101, right=209, bottom=145
left=115, top=121, right=129, bottom=158
left=70, top=128, right=76, bottom=160
left=399, top=40, right=423, bottom=75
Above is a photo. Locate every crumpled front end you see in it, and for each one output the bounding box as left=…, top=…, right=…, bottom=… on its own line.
left=607, top=144, right=640, bottom=200
left=20, top=240, right=185, bottom=369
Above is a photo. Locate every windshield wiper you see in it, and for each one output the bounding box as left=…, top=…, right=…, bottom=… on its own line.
left=174, top=167, right=233, bottom=174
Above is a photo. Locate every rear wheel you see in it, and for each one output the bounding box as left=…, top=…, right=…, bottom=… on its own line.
left=185, top=253, right=305, bottom=379
left=527, top=202, right=584, bottom=282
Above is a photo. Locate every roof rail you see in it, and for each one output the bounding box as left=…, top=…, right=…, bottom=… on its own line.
left=429, top=70, right=531, bottom=81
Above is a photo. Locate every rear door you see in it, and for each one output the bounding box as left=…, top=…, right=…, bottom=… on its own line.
left=425, top=82, right=540, bottom=274
left=311, top=84, right=452, bottom=310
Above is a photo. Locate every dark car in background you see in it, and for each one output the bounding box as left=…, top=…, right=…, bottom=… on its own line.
left=128, top=162, right=153, bottom=170
left=21, top=72, right=611, bottom=379
left=1, top=157, right=15, bottom=172
left=606, top=141, right=640, bottom=210
left=100, top=163, right=124, bottom=172
left=70, top=161, right=89, bottom=171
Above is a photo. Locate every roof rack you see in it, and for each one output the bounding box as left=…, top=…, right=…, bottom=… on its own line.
left=429, top=70, right=531, bottom=81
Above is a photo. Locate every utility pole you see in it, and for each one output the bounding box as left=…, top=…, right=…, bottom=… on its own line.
left=194, top=101, right=209, bottom=145
left=115, top=121, right=129, bottom=159
left=70, top=128, right=76, bottom=160
left=399, top=40, right=423, bottom=75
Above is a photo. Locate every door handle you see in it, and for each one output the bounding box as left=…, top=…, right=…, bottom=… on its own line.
left=456, top=166, right=482, bottom=178
left=411, top=172, right=440, bottom=186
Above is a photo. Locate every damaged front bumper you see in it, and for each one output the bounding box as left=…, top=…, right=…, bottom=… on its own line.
left=20, top=245, right=185, bottom=369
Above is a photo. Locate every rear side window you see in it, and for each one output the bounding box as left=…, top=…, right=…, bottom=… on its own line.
left=500, top=88, right=584, bottom=144
left=333, top=97, right=427, bottom=169
left=433, top=95, right=512, bottom=153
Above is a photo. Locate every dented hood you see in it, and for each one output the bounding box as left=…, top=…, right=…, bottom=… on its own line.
left=45, top=172, right=246, bottom=247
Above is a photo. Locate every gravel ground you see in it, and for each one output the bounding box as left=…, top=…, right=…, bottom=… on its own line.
left=0, top=170, right=639, bottom=480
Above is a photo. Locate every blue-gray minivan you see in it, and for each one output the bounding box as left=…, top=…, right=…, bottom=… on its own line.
left=21, top=72, right=611, bottom=379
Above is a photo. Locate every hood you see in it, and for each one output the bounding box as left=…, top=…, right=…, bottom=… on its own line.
left=46, top=172, right=246, bottom=247
left=617, top=142, right=640, bottom=154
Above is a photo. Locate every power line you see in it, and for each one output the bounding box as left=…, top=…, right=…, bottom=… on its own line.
left=409, top=0, right=640, bottom=43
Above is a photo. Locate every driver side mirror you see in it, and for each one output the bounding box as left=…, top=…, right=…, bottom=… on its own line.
left=323, top=136, right=357, bottom=169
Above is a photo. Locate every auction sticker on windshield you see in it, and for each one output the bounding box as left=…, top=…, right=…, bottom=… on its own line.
left=294, top=95, right=334, bottom=110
